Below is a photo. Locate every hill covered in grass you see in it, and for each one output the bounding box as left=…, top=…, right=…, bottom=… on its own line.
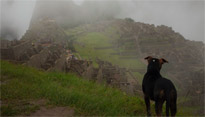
left=1, top=60, right=147, bottom=116
left=0, top=60, right=193, bottom=116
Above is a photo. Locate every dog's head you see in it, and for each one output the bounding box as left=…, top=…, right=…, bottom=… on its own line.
left=144, top=56, right=168, bottom=72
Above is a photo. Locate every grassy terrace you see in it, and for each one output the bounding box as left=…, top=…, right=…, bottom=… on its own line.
left=72, top=31, right=146, bottom=82
left=1, top=60, right=147, bottom=116
left=65, top=25, right=146, bottom=69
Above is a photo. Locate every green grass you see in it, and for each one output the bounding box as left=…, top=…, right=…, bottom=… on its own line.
left=73, top=32, right=146, bottom=78
left=0, top=60, right=195, bottom=116
left=1, top=103, right=39, bottom=116
left=64, top=23, right=147, bottom=83
left=1, top=60, right=148, bottom=116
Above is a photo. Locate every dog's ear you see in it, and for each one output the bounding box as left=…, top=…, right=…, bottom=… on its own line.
left=159, top=58, right=168, bottom=64
left=144, top=56, right=152, bottom=60
left=144, top=56, right=152, bottom=63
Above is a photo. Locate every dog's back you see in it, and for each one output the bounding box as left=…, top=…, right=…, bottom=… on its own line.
left=154, top=78, right=177, bottom=98
left=142, top=72, right=161, bottom=100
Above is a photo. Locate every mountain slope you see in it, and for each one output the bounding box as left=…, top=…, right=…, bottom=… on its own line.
left=1, top=18, right=204, bottom=115
left=65, top=19, right=204, bottom=114
left=66, top=19, right=204, bottom=87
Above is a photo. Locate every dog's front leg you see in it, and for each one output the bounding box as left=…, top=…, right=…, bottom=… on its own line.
left=144, top=95, right=151, bottom=116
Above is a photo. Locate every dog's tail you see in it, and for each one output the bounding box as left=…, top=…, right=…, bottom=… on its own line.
left=170, top=89, right=177, bottom=116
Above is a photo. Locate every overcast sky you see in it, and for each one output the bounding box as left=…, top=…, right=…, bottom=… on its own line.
left=1, top=0, right=204, bottom=42
left=1, top=0, right=36, bottom=39
left=116, top=0, right=204, bottom=42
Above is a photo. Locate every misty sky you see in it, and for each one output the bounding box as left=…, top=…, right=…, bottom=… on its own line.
left=1, top=0, right=204, bottom=42
left=116, top=0, right=204, bottom=42
left=1, top=0, right=36, bottom=40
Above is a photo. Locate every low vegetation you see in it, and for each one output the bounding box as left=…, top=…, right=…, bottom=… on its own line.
left=1, top=60, right=147, bottom=116
left=0, top=60, right=194, bottom=116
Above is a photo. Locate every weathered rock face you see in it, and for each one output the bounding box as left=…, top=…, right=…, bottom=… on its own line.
left=26, top=44, right=64, bottom=70
left=47, top=54, right=68, bottom=72
left=0, top=40, right=41, bottom=62
left=95, top=60, right=140, bottom=95
left=1, top=40, right=17, bottom=60
left=82, top=65, right=99, bottom=80
left=0, top=40, right=20, bottom=49
left=63, top=58, right=140, bottom=95
left=66, top=60, right=91, bottom=76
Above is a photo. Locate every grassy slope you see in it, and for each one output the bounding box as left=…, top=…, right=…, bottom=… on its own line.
left=1, top=60, right=148, bottom=116
left=65, top=24, right=146, bottom=83
left=0, top=61, right=191, bottom=116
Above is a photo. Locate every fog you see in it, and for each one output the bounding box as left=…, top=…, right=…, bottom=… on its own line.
left=0, top=0, right=204, bottom=42
left=1, top=0, right=36, bottom=40
left=116, top=0, right=204, bottom=42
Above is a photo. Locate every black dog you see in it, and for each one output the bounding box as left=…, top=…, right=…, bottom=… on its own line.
left=142, top=56, right=177, bottom=116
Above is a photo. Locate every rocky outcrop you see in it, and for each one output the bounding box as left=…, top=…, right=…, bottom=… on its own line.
left=26, top=44, right=64, bottom=70
left=0, top=40, right=41, bottom=62
left=62, top=58, right=140, bottom=95
left=47, top=54, right=68, bottom=72
left=66, top=60, right=91, bottom=76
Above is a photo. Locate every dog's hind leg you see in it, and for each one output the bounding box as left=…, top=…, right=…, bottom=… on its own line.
left=166, top=99, right=170, bottom=116
left=170, top=101, right=176, bottom=116
left=155, top=99, right=164, bottom=116
left=144, top=95, right=151, bottom=116
left=170, top=90, right=177, bottom=116
left=155, top=90, right=165, bottom=116
left=170, top=97, right=177, bottom=116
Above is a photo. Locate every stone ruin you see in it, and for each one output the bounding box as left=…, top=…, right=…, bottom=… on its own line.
left=0, top=39, right=141, bottom=95
left=61, top=58, right=141, bottom=95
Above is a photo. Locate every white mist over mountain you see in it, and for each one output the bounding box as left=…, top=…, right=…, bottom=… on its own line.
left=1, top=0, right=204, bottom=42
left=116, top=0, right=204, bottom=42
left=1, top=0, right=36, bottom=40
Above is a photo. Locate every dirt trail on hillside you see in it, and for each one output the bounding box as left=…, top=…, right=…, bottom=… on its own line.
left=29, top=99, right=75, bottom=116
left=30, top=106, right=74, bottom=116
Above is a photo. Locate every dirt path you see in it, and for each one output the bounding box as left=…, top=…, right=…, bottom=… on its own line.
left=28, top=99, right=75, bottom=116
left=30, top=106, right=74, bottom=116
